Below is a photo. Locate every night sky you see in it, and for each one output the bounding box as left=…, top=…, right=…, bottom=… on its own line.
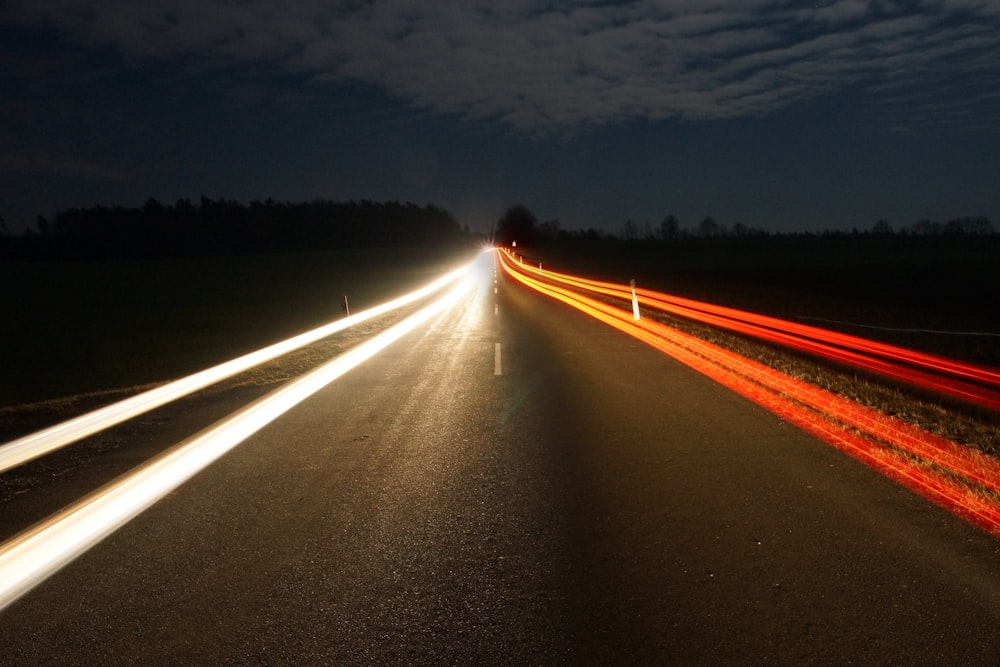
left=2, top=1, right=999, bottom=235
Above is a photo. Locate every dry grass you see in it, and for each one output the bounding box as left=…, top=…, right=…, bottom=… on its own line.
left=534, top=239, right=999, bottom=462
left=634, top=302, right=1000, bottom=459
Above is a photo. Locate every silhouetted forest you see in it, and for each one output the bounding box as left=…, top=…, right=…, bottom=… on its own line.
left=3, top=199, right=996, bottom=260
left=0, top=198, right=471, bottom=259
left=494, top=205, right=996, bottom=245
left=629, top=213, right=995, bottom=242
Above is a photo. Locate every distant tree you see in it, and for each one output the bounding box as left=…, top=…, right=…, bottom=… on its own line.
left=658, top=214, right=680, bottom=240
left=175, top=198, right=196, bottom=216
left=970, top=216, right=994, bottom=234
left=731, top=221, right=767, bottom=237
left=909, top=219, right=942, bottom=236
left=870, top=219, right=893, bottom=235
left=143, top=197, right=165, bottom=216
left=697, top=216, right=721, bottom=238
left=536, top=218, right=561, bottom=240
left=945, top=216, right=993, bottom=235
left=495, top=205, right=537, bottom=246
left=621, top=219, right=638, bottom=240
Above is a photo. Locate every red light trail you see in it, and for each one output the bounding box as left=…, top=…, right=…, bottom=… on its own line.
left=506, top=253, right=1000, bottom=412
left=498, top=250, right=1000, bottom=539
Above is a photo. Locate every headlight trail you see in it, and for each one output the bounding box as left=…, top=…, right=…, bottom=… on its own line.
left=0, top=261, right=476, bottom=474
left=498, top=250, right=1000, bottom=539
left=498, top=250, right=1000, bottom=412
left=0, top=275, right=475, bottom=611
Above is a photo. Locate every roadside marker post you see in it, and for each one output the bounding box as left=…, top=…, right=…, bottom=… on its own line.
left=630, top=279, right=640, bottom=320
left=341, top=295, right=350, bottom=317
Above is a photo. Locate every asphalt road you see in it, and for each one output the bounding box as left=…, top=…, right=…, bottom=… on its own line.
left=1, top=252, right=998, bottom=665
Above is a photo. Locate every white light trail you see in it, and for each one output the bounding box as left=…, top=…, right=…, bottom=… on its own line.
left=0, top=261, right=475, bottom=474
left=0, top=277, right=474, bottom=611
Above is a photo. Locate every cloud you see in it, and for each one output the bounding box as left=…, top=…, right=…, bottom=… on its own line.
left=5, top=0, right=999, bottom=133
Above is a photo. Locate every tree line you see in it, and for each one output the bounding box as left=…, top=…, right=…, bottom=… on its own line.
left=494, top=205, right=996, bottom=245
left=617, top=214, right=995, bottom=241
left=0, top=197, right=471, bottom=259
left=604, top=214, right=994, bottom=241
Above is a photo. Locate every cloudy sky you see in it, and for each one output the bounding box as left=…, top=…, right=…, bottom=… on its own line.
left=2, top=1, right=999, bottom=234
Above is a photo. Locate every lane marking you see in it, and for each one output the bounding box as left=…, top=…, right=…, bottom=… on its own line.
left=494, top=343, right=502, bottom=376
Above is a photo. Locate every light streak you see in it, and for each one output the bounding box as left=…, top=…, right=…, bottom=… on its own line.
left=0, top=261, right=476, bottom=474
left=499, top=250, right=1000, bottom=412
left=498, top=250, right=1000, bottom=538
left=0, top=277, right=474, bottom=611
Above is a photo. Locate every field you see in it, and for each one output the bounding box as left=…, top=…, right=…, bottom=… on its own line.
left=532, top=234, right=1000, bottom=456
left=2, top=236, right=997, bottom=454
left=1, top=245, right=479, bottom=408
left=533, top=235, right=1000, bottom=369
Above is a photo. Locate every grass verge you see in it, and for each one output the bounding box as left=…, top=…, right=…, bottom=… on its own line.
left=0, top=245, right=477, bottom=407
left=531, top=239, right=1000, bottom=459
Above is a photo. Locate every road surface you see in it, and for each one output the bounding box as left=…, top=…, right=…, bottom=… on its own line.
left=2, top=252, right=998, bottom=664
